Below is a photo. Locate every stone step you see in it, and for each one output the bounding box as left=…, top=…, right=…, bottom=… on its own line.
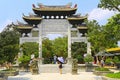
left=38, top=64, right=72, bottom=73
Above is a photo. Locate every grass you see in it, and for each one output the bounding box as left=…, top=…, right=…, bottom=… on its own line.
left=105, top=72, right=120, bottom=79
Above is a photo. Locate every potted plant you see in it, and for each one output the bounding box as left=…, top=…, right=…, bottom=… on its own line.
left=84, top=54, right=93, bottom=72
left=0, top=62, right=19, bottom=76
left=0, top=69, right=19, bottom=76
left=18, top=55, right=30, bottom=71
left=84, top=54, right=93, bottom=64
left=0, top=73, right=8, bottom=80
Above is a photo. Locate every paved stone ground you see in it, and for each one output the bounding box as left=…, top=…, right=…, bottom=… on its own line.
left=8, top=71, right=103, bottom=80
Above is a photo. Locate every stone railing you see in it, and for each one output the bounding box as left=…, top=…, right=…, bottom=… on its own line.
left=0, top=73, right=8, bottom=80
left=71, top=37, right=87, bottom=43
left=20, top=37, right=39, bottom=44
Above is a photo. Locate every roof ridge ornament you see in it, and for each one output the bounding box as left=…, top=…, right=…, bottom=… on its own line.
left=29, top=13, right=34, bottom=17
left=37, top=3, right=44, bottom=8
left=65, top=2, right=72, bottom=8
left=17, top=20, right=24, bottom=25
left=32, top=4, right=36, bottom=8
left=22, top=13, right=25, bottom=17
left=74, top=4, right=77, bottom=8
left=85, top=14, right=88, bottom=17
left=76, top=13, right=81, bottom=17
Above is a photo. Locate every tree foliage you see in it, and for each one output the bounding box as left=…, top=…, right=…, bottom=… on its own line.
left=0, top=24, right=20, bottom=64
left=98, top=0, right=120, bottom=12
left=84, top=54, right=93, bottom=63
left=103, top=14, right=120, bottom=48
left=86, top=20, right=104, bottom=54
left=42, top=37, right=68, bottom=64
left=19, top=42, right=39, bottom=64
left=42, top=38, right=53, bottom=59
left=52, top=36, right=68, bottom=57
left=71, top=42, right=87, bottom=63
left=86, top=14, right=120, bottom=55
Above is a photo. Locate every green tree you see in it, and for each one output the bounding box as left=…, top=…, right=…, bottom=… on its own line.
left=98, top=0, right=120, bottom=12
left=71, top=42, right=87, bottom=63
left=103, top=14, right=120, bottom=48
left=86, top=14, right=120, bottom=55
left=19, top=42, right=39, bottom=67
left=42, top=37, right=68, bottom=63
left=20, top=42, right=39, bottom=59
left=97, top=14, right=120, bottom=49
left=52, top=36, right=68, bottom=58
left=42, top=38, right=53, bottom=63
left=86, top=20, right=104, bottom=54
left=0, top=24, right=20, bottom=64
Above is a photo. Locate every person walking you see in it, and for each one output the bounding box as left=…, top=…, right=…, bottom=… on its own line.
left=57, top=57, right=64, bottom=74
left=59, top=62, right=62, bottom=74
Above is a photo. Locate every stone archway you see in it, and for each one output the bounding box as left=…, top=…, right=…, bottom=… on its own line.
left=38, top=19, right=72, bottom=64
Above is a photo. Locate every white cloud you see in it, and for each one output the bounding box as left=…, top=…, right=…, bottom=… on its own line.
left=88, top=8, right=115, bottom=25
left=0, top=19, right=13, bottom=32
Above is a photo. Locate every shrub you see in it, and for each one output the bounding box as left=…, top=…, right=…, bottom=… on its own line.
left=113, top=56, right=120, bottom=64
left=76, top=55, right=84, bottom=63
left=105, top=58, right=112, bottom=65
left=18, top=55, right=30, bottom=68
left=84, top=54, right=93, bottom=64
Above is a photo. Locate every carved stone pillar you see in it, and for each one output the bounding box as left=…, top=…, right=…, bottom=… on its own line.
left=67, top=24, right=72, bottom=64
left=38, top=23, right=43, bottom=64
left=87, top=42, right=91, bottom=54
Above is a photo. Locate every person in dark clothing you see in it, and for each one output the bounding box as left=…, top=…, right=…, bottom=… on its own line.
left=57, top=57, right=64, bottom=74
left=58, top=61, right=62, bottom=74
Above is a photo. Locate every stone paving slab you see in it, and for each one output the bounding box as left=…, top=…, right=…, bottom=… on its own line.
left=8, top=72, right=103, bottom=80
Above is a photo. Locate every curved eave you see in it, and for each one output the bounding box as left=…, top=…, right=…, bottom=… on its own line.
left=23, top=16, right=42, bottom=20
left=23, top=16, right=42, bottom=25
left=32, top=8, right=77, bottom=15
left=77, top=26, right=88, bottom=30
left=17, top=26, right=33, bottom=29
left=77, top=26, right=88, bottom=35
left=68, top=18, right=85, bottom=25
left=17, top=26, right=32, bottom=33
left=67, top=17, right=87, bottom=20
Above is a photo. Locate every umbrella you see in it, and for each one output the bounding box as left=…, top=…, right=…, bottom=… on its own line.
left=106, top=47, right=120, bottom=53
left=57, top=57, right=64, bottom=63
left=95, top=51, right=114, bottom=56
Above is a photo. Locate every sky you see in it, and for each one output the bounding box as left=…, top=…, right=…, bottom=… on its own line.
left=0, top=0, right=116, bottom=32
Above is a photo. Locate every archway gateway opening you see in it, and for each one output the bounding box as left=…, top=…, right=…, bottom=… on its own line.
left=42, top=34, right=68, bottom=64
left=38, top=19, right=72, bottom=64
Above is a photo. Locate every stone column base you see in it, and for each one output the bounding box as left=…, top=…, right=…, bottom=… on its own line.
left=38, top=58, right=44, bottom=65
left=67, top=58, right=72, bottom=65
